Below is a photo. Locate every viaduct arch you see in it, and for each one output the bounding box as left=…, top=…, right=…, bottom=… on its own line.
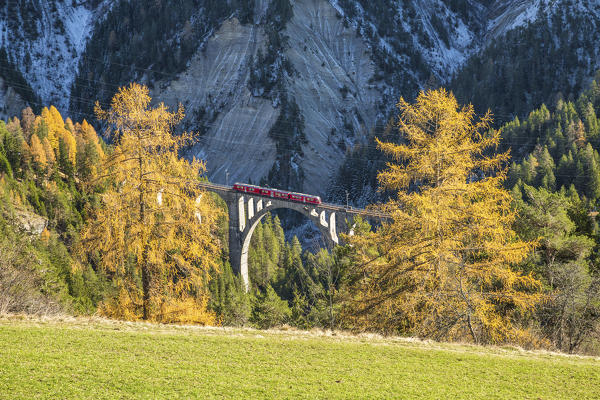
left=197, top=182, right=384, bottom=291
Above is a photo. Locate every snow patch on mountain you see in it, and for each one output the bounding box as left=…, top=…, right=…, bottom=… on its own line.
left=328, top=0, right=479, bottom=82
left=328, top=0, right=597, bottom=88
left=487, top=0, right=540, bottom=38
left=0, top=0, right=114, bottom=113
left=413, top=1, right=475, bottom=76
left=488, top=0, right=600, bottom=43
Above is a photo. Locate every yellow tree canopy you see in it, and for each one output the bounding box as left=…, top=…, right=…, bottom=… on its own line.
left=41, top=107, right=59, bottom=150
left=61, top=129, right=77, bottom=166
left=40, top=105, right=78, bottom=167
left=81, top=83, right=222, bottom=324
left=32, top=115, right=43, bottom=135
left=345, top=89, right=541, bottom=345
left=29, top=134, right=47, bottom=168
left=65, top=117, right=75, bottom=133
left=42, top=137, right=56, bottom=167
left=79, top=119, right=104, bottom=159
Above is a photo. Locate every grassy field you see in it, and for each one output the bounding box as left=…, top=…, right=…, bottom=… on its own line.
left=0, top=316, right=598, bottom=399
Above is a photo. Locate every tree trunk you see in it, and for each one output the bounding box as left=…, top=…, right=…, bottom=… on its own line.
left=139, top=151, right=150, bottom=319
left=141, top=246, right=150, bottom=320
left=468, top=314, right=478, bottom=344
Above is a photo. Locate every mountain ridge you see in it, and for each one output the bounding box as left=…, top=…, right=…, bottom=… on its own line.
left=2, top=0, right=600, bottom=196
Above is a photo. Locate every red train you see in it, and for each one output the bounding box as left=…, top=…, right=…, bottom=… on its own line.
left=232, top=183, right=322, bottom=205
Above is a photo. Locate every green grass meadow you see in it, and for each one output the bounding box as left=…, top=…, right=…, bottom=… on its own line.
left=0, top=317, right=598, bottom=399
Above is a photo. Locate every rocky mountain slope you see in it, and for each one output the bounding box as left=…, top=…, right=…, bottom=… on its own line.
left=151, top=0, right=559, bottom=194
left=155, top=18, right=279, bottom=186
left=155, top=0, right=382, bottom=192
left=453, top=0, right=600, bottom=123
left=3, top=0, right=600, bottom=196
left=0, top=77, right=28, bottom=121
left=0, top=0, right=114, bottom=115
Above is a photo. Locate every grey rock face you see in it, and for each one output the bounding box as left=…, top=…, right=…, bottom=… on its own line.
left=152, top=0, right=547, bottom=196
left=285, top=0, right=379, bottom=193
left=155, top=0, right=380, bottom=195
left=0, top=78, right=28, bottom=122
left=12, top=208, right=48, bottom=236
left=154, top=18, right=278, bottom=187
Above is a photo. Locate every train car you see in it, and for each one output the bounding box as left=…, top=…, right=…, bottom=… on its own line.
left=304, top=196, right=321, bottom=205
left=232, top=183, right=322, bottom=205
left=272, top=191, right=289, bottom=200
left=232, top=183, right=262, bottom=195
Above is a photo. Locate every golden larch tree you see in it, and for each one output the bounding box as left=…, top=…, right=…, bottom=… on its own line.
left=73, top=119, right=105, bottom=181
left=65, top=117, right=75, bottom=133
left=80, top=83, right=222, bottom=323
left=60, top=128, right=77, bottom=167
left=29, top=134, right=47, bottom=169
left=345, top=89, right=541, bottom=344
left=41, top=106, right=60, bottom=150
left=78, top=119, right=105, bottom=158
left=42, top=137, right=56, bottom=168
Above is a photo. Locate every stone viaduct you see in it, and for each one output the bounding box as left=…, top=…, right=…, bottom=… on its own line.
left=197, top=182, right=385, bottom=290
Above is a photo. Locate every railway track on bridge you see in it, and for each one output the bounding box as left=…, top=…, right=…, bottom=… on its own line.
left=195, top=181, right=389, bottom=219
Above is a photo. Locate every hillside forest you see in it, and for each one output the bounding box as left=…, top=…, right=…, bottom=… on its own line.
left=1, top=82, right=600, bottom=355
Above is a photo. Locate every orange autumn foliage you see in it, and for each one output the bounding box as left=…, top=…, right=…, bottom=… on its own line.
left=344, top=89, right=542, bottom=345
left=80, top=83, right=221, bottom=324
